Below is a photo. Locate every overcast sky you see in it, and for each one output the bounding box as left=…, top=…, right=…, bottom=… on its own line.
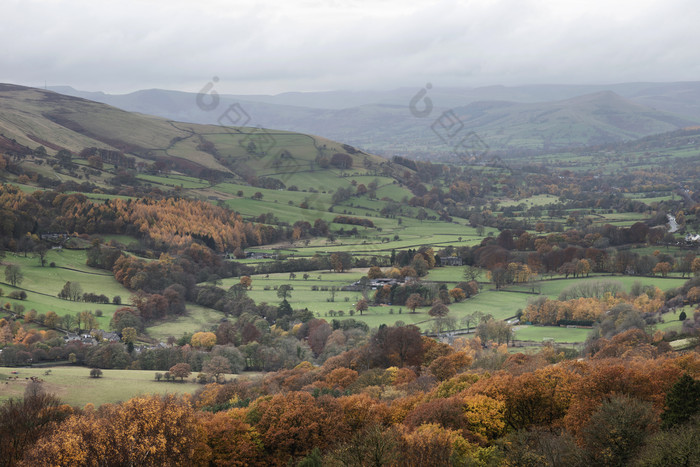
left=2, top=0, right=699, bottom=95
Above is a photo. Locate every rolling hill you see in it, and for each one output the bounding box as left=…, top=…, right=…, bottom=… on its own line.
left=0, top=83, right=392, bottom=191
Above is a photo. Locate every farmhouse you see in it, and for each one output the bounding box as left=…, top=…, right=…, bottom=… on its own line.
left=440, top=256, right=463, bottom=266
left=343, top=277, right=403, bottom=291
left=686, top=233, right=700, bottom=243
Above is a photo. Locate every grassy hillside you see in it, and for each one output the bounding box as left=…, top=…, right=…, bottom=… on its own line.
left=0, top=250, right=131, bottom=328
left=0, top=84, right=393, bottom=191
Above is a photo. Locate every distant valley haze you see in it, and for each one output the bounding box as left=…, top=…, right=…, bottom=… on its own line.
left=46, top=82, right=700, bottom=158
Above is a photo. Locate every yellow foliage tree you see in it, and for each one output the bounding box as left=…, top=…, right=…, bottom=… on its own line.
left=191, top=331, right=217, bottom=349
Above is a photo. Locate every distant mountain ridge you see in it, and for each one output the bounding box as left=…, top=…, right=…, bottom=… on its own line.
left=47, top=82, right=700, bottom=159
left=50, top=81, right=700, bottom=113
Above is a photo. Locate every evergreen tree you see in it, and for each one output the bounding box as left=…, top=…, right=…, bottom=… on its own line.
left=661, top=373, right=700, bottom=429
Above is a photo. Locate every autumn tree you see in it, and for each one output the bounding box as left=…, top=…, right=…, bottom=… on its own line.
left=250, top=391, right=346, bottom=463
left=121, top=326, right=137, bottom=344
left=449, top=287, right=466, bottom=302
left=78, top=311, right=98, bottom=332
left=652, top=261, right=672, bottom=277
left=370, top=325, right=424, bottom=368
left=204, top=356, right=231, bottom=383
left=110, top=307, right=143, bottom=333
left=367, top=266, right=384, bottom=279
left=406, top=293, right=423, bottom=313
left=429, top=302, right=450, bottom=318
left=575, top=258, right=591, bottom=278
left=399, top=423, right=485, bottom=466
left=330, top=252, right=352, bottom=273
left=428, top=352, right=472, bottom=381
left=191, top=331, right=217, bottom=349
left=692, top=257, right=700, bottom=276
left=489, top=267, right=509, bottom=289
left=325, top=368, right=359, bottom=390
left=200, top=410, right=264, bottom=466
left=0, top=387, right=73, bottom=466
left=355, top=298, right=368, bottom=316
left=687, top=286, right=700, bottom=303
left=44, top=311, right=60, bottom=329
left=404, top=397, right=467, bottom=433
left=400, top=266, right=418, bottom=280
left=170, top=363, right=192, bottom=382
left=24, top=395, right=208, bottom=466
left=470, top=364, right=581, bottom=433
left=239, top=275, right=252, bottom=289
left=464, top=281, right=479, bottom=297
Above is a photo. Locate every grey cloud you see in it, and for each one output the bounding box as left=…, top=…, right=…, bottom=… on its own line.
left=1, top=0, right=698, bottom=94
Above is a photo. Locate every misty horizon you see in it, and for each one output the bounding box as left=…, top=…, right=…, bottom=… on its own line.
left=2, top=0, right=698, bottom=95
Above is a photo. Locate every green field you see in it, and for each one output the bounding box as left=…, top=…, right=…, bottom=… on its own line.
left=1, top=250, right=132, bottom=327
left=512, top=325, right=591, bottom=343
left=507, top=274, right=688, bottom=299
left=655, top=308, right=690, bottom=333
left=146, top=304, right=225, bottom=340
left=137, top=173, right=211, bottom=189
left=0, top=366, right=253, bottom=407
left=3, top=246, right=684, bottom=344
left=203, top=268, right=694, bottom=340
left=213, top=268, right=529, bottom=332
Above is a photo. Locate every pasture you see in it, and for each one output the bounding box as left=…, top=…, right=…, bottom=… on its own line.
left=1, top=250, right=131, bottom=327
left=147, top=304, right=225, bottom=340
left=512, top=325, right=591, bottom=344
left=0, top=366, right=253, bottom=407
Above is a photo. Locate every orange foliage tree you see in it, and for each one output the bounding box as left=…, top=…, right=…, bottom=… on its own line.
left=199, top=409, right=264, bottom=466
left=25, top=395, right=208, bottom=466
left=248, top=391, right=348, bottom=463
